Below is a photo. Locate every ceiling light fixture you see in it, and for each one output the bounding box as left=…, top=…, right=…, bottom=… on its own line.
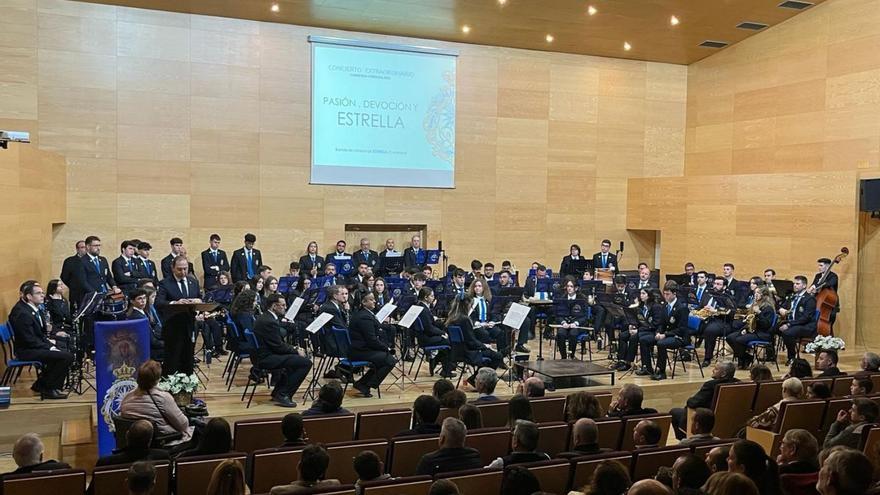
left=498, top=0, right=507, bottom=5
left=461, top=25, right=471, bottom=34
left=670, top=15, right=680, bottom=26
left=587, top=5, right=597, bottom=15
left=270, top=3, right=279, bottom=12
left=545, top=34, right=554, bottom=43
left=623, top=41, right=632, bottom=51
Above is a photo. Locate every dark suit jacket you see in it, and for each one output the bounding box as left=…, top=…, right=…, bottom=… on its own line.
left=630, top=280, right=658, bottom=292
left=155, top=275, right=201, bottom=336
left=557, top=444, right=612, bottom=459
left=299, top=254, right=325, bottom=277
left=231, top=248, right=262, bottom=283
left=686, top=377, right=740, bottom=409
left=95, top=447, right=170, bottom=467
left=200, top=249, right=229, bottom=289
left=414, top=303, right=445, bottom=341
left=403, top=247, right=425, bottom=269
left=319, top=301, right=349, bottom=330
left=352, top=250, right=379, bottom=271
left=111, top=256, right=140, bottom=292
left=523, top=275, right=549, bottom=298
left=160, top=254, right=193, bottom=280
left=812, top=271, right=839, bottom=293
left=817, top=367, right=844, bottom=378
left=325, top=251, right=351, bottom=266
left=3, top=460, right=69, bottom=477
left=692, top=285, right=713, bottom=308
left=349, top=309, right=390, bottom=352
left=786, top=293, right=817, bottom=328
left=415, top=447, right=482, bottom=475
left=136, top=257, right=159, bottom=285
left=396, top=423, right=442, bottom=437
left=60, top=254, right=87, bottom=304
left=9, top=300, right=52, bottom=352
left=127, top=308, right=163, bottom=349
left=592, top=252, right=618, bottom=271
left=252, top=313, right=298, bottom=363
left=559, top=255, right=584, bottom=278
left=661, top=300, right=690, bottom=340
left=81, top=255, right=115, bottom=293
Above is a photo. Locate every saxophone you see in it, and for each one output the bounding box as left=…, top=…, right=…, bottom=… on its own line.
left=742, top=312, right=757, bottom=333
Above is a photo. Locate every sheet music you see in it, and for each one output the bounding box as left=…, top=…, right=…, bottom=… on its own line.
left=375, top=301, right=397, bottom=323
left=398, top=305, right=423, bottom=328
left=503, top=302, right=530, bottom=329
left=305, top=312, right=334, bottom=334
left=285, top=297, right=304, bottom=320
left=385, top=251, right=403, bottom=258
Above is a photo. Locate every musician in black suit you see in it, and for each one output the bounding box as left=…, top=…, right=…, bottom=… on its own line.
left=112, top=240, right=141, bottom=294
left=553, top=278, right=589, bottom=359
left=253, top=294, right=312, bottom=408
left=684, top=262, right=696, bottom=286
left=630, top=267, right=658, bottom=291
left=126, top=288, right=164, bottom=360
left=414, top=288, right=453, bottom=377
left=648, top=282, right=690, bottom=381
left=299, top=241, right=325, bottom=277
left=347, top=293, right=397, bottom=397
left=403, top=234, right=425, bottom=270
left=700, top=277, right=735, bottom=367
left=622, top=289, right=663, bottom=373
left=464, top=260, right=483, bottom=286
left=325, top=239, right=350, bottom=266
left=778, top=275, right=818, bottom=363
left=160, top=237, right=184, bottom=280
left=591, top=239, right=617, bottom=272
left=446, top=268, right=468, bottom=300
left=691, top=272, right=712, bottom=308
left=727, top=287, right=777, bottom=369
left=136, top=241, right=159, bottom=286
left=200, top=233, right=229, bottom=290
left=444, top=295, right=503, bottom=386
left=9, top=282, right=73, bottom=399
left=155, top=256, right=202, bottom=375
left=318, top=285, right=350, bottom=356
left=79, top=235, right=120, bottom=296
left=60, top=240, right=87, bottom=308
left=352, top=238, right=379, bottom=272
left=559, top=244, right=586, bottom=278
left=810, top=257, right=840, bottom=327
left=230, top=233, right=262, bottom=283
left=522, top=265, right=549, bottom=298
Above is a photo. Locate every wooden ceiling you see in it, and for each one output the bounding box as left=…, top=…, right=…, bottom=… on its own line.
left=73, top=0, right=827, bottom=64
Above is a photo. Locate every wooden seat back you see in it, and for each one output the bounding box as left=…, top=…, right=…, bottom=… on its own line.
left=569, top=453, right=633, bottom=492
left=3, top=469, right=86, bottom=495
left=620, top=414, right=671, bottom=451
left=537, top=421, right=570, bottom=456
left=440, top=468, right=504, bottom=495
left=530, top=396, right=567, bottom=423
left=389, top=434, right=439, bottom=477
left=631, top=446, right=690, bottom=481
left=711, top=382, right=757, bottom=438
left=250, top=447, right=304, bottom=494
left=176, top=453, right=246, bottom=495
left=92, top=461, right=170, bottom=495
left=465, top=427, right=511, bottom=465
left=355, top=409, right=412, bottom=440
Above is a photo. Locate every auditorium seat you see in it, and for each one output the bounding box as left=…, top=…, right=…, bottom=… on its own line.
left=752, top=380, right=784, bottom=415
left=831, top=375, right=854, bottom=397
left=594, top=417, right=624, bottom=450
left=474, top=401, right=508, bottom=428
left=2, top=469, right=86, bottom=495
left=234, top=414, right=356, bottom=453
left=820, top=398, right=854, bottom=439
left=631, top=446, right=690, bottom=480
left=780, top=472, right=820, bottom=495
left=464, top=427, right=511, bottom=465
left=708, top=382, right=757, bottom=438
left=389, top=434, right=440, bottom=477
left=747, top=399, right=826, bottom=457
left=325, top=439, right=389, bottom=484
left=536, top=421, right=570, bottom=456
left=530, top=396, right=567, bottom=423
left=619, top=414, right=671, bottom=451
left=361, top=475, right=433, bottom=495
left=250, top=447, right=305, bottom=494
left=91, top=461, right=170, bottom=495
left=440, top=467, right=503, bottom=495
left=871, top=374, right=880, bottom=394
left=355, top=409, right=412, bottom=440
left=437, top=407, right=458, bottom=423
left=519, top=459, right=571, bottom=494
left=802, top=377, right=833, bottom=392
left=176, top=452, right=246, bottom=495
left=690, top=439, right=736, bottom=458
left=569, top=452, right=633, bottom=492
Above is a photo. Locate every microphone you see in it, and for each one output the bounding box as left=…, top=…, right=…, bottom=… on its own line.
left=619, top=241, right=625, bottom=252
left=438, top=240, right=443, bottom=251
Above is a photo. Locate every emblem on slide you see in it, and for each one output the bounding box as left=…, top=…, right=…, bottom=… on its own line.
left=423, top=71, right=456, bottom=166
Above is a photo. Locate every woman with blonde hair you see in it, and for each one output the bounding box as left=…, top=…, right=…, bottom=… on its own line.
left=206, top=459, right=245, bottom=495
left=702, top=471, right=759, bottom=495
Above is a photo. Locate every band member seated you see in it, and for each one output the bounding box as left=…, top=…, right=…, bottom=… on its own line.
left=700, top=276, right=735, bottom=367
left=156, top=256, right=203, bottom=375
left=684, top=262, right=696, bottom=286
left=553, top=277, right=589, bottom=360
left=592, top=239, right=617, bottom=272
left=444, top=294, right=503, bottom=385
left=777, top=275, right=817, bottom=363
left=253, top=294, right=312, bottom=408
left=44, top=279, right=72, bottom=351
left=318, top=285, right=351, bottom=357
left=619, top=288, right=662, bottom=373
left=468, top=278, right=502, bottom=346
left=497, top=271, right=516, bottom=289
left=406, top=273, right=427, bottom=298
left=112, top=240, right=141, bottom=294
left=483, top=263, right=496, bottom=282
left=465, top=260, right=482, bottom=286
left=631, top=266, right=657, bottom=291
left=10, top=281, right=73, bottom=399
left=348, top=262, right=371, bottom=286
left=126, top=288, right=164, bottom=361
left=727, top=287, right=776, bottom=369
left=447, top=268, right=468, bottom=299
left=592, top=275, right=632, bottom=354
left=645, top=282, right=690, bottom=381
left=200, top=234, right=229, bottom=290
left=347, top=293, right=398, bottom=397
left=299, top=241, right=324, bottom=277
left=414, top=287, right=453, bottom=378
left=559, top=244, right=584, bottom=278
left=743, top=277, right=764, bottom=308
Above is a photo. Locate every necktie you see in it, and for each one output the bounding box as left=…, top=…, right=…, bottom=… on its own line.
left=34, top=310, right=43, bottom=328
left=150, top=306, right=161, bottom=328
left=696, top=287, right=703, bottom=301
left=179, top=279, right=187, bottom=298
left=667, top=304, right=673, bottom=316
left=246, top=250, right=254, bottom=278
left=213, top=251, right=218, bottom=263
left=791, top=296, right=800, bottom=320
left=602, top=255, right=607, bottom=268
left=144, top=261, right=152, bottom=276
left=642, top=307, right=648, bottom=318
left=479, top=298, right=486, bottom=321
left=93, top=257, right=101, bottom=274
left=127, top=258, right=133, bottom=272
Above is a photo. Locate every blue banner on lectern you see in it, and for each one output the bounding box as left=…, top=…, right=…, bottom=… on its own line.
left=94, top=319, right=150, bottom=456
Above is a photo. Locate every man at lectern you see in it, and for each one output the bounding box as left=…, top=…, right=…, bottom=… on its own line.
left=156, top=256, right=203, bottom=375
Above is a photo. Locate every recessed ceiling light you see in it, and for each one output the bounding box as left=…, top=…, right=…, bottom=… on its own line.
left=461, top=25, right=471, bottom=34
left=587, top=5, right=597, bottom=15
left=498, top=0, right=507, bottom=5
left=670, top=15, right=680, bottom=26
left=623, top=41, right=632, bottom=51
left=270, top=3, right=279, bottom=12
left=545, top=34, right=554, bottom=43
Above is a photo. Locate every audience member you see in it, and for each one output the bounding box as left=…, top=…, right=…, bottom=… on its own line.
left=126, top=461, right=156, bottom=495
left=271, top=444, right=341, bottom=495
left=486, top=420, right=550, bottom=468
left=558, top=418, right=610, bottom=458
left=824, top=397, right=879, bottom=449
left=702, top=472, right=759, bottom=495
left=440, top=389, right=467, bottom=409
left=472, top=367, right=499, bottom=402
left=96, top=420, right=170, bottom=466
left=776, top=428, right=819, bottom=474
left=120, top=360, right=193, bottom=446
left=860, top=352, right=880, bottom=373
left=458, top=404, right=483, bottom=430
left=353, top=450, right=391, bottom=495
left=397, top=395, right=442, bottom=436
left=727, top=439, right=779, bottom=495
left=584, top=460, right=631, bottom=495
left=281, top=413, right=306, bottom=448
left=817, top=448, right=874, bottom=495
left=523, top=376, right=545, bottom=397
left=628, top=479, right=671, bottom=494
left=750, top=365, right=773, bottom=382
left=672, top=454, right=711, bottom=494
left=500, top=465, right=541, bottom=495
left=415, top=418, right=482, bottom=475
left=785, top=358, right=813, bottom=379
left=432, top=379, right=455, bottom=400
left=507, top=394, right=533, bottom=426
left=206, top=459, right=245, bottom=495
left=607, top=384, right=657, bottom=417
left=849, top=376, right=874, bottom=396
left=428, top=479, right=460, bottom=495
left=671, top=361, right=737, bottom=440
left=678, top=408, right=719, bottom=446
left=179, top=417, right=232, bottom=458
left=567, top=391, right=605, bottom=420
left=815, top=350, right=843, bottom=378
left=633, top=420, right=663, bottom=449
left=3, top=433, right=69, bottom=476
left=748, top=377, right=803, bottom=431
left=302, top=381, right=350, bottom=416
left=706, top=445, right=730, bottom=474
left=807, top=382, right=833, bottom=400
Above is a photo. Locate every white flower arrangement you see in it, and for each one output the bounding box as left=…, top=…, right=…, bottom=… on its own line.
left=804, top=335, right=846, bottom=354
left=157, top=373, right=200, bottom=394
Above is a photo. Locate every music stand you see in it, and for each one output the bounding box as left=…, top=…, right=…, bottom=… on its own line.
left=278, top=276, right=298, bottom=294
left=666, top=273, right=690, bottom=286
left=499, top=287, right=525, bottom=298
left=772, top=279, right=795, bottom=298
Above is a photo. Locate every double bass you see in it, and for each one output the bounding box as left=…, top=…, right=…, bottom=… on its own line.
left=813, top=247, right=848, bottom=336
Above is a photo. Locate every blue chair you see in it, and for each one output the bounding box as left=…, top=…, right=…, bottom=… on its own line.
left=409, top=317, right=451, bottom=380
left=748, top=313, right=780, bottom=371
left=240, top=330, right=278, bottom=408
left=447, top=325, right=490, bottom=388
left=0, top=322, right=42, bottom=387
left=332, top=327, right=381, bottom=398
left=302, top=324, right=343, bottom=402
left=667, top=342, right=704, bottom=379
left=224, top=315, right=252, bottom=391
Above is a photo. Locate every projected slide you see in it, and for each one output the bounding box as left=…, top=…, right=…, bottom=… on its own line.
left=310, top=37, right=457, bottom=188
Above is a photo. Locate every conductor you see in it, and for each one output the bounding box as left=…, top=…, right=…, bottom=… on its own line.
left=156, top=256, right=203, bottom=375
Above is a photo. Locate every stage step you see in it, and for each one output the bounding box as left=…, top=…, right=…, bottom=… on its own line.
left=61, top=417, right=96, bottom=469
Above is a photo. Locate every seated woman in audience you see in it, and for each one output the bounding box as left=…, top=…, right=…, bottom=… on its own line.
left=747, top=377, right=803, bottom=431
left=575, top=459, right=631, bottom=495
left=727, top=439, right=780, bottom=495
left=302, top=381, right=350, bottom=416
left=702, top=472, right=759, bottom=495
left=566, top=391, right=604, bottom=421
left=458, top=404, right=482, bottom=430
left=120, top=360, right=193, bottom=447
left=507, top=394, right=533, bottom=427
left=179, top=417, right=232, bottom=458
left=444, top=295, right=503, bottom=386
left=784, top=358, right=813, bottom=379
left=206, top=459, right=245, bottom=495
left=749, top=364, right=773, bottom=382
left=441, top=389, right=467, bottom=410
left=432, top=378, right=454, bottom=400
left=44, top=279, right=72, bottom=350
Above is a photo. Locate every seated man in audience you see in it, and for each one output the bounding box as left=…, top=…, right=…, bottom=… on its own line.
left=428, top=479, right=461, bottom=495
left=628, top=479, right=671, bottom=495
left=271, top=444, right=340, bottom=495
left=776, top=428, right=819, bottom=474
left=633, top=420, right=662, bottom=449
left=824, top=397, right=879, bottom=449
left=280, top=413, right=307, bottom=448
left=558, top=418, right=611, bottom=458
left=415, top=418, right=482, bottom=476
left=3, top=433, right=69, bottom=476
left=396, top=395, right=442, bottom=436
left=606, top=383, right=657, bottom=417
left=471, top=367, right=500, bottom=402
left=705, top=445, right=730, bottom=474
left=677, top=408, right=719, bottom=446
left=860, top=352, right=880, bottom=373
left=126, top=461, right=156, bottom=495
left=850, top=375, right=873, bottom=396
left=486, top=420, right=550, bottom=468
left=815, top=349, right=844, bottom=377
left=96, top=420, right=169, bottom=466
left=670, top=361, right=737, bottom=440
left=353, top=450, right=391, bottom=495
left=671, top=454, right=710, bottom=495
left=302, top=381, right=350, bottom=416
left=816, top=448, right=874, bottom=495
left=521, top=376, right=545, bottom=397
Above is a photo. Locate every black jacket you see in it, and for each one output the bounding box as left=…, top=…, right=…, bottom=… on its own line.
left=660, top=299, right=690, bottom=340
left=415, top=447, right=482, bottom=476
left=3, top=460, right=69, bottom=477
left=299, top=254, right=325, bottom=277
left=111, top=256, right=140, bottom=293
left=81, top=255, right=116, bottom=293
left=60, top=254, right=87, bottom=304
left=403, top=247, right=425, bottom=269
left=396, top=423, right=442, bottom=437
left=557, top=444, right=612, bottom=459
left=231, top=247, right=262, bottom=283
left=592, top=252, right=617, bottom=271
left=348, top=309, right=390, bottom=353
left=817, top=367, right=844, bottom=378
left=500, top=451, right=551, bottom=467
left=686, top=377, right=740, bottom=409
left=786, top=292, right=817, bottom=329
left=160, top=254, right=193, bottom=281
left=95, top=447, right=170, bottom=467
left=353, top=250, right=379, bottom=271
left=200, top=249, right=229, bottom=289
left=9, top=300, right=51, bottom=352
left=136, top=258, right=160, bottom=285
left=252, top=313, right=298, bottom=363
